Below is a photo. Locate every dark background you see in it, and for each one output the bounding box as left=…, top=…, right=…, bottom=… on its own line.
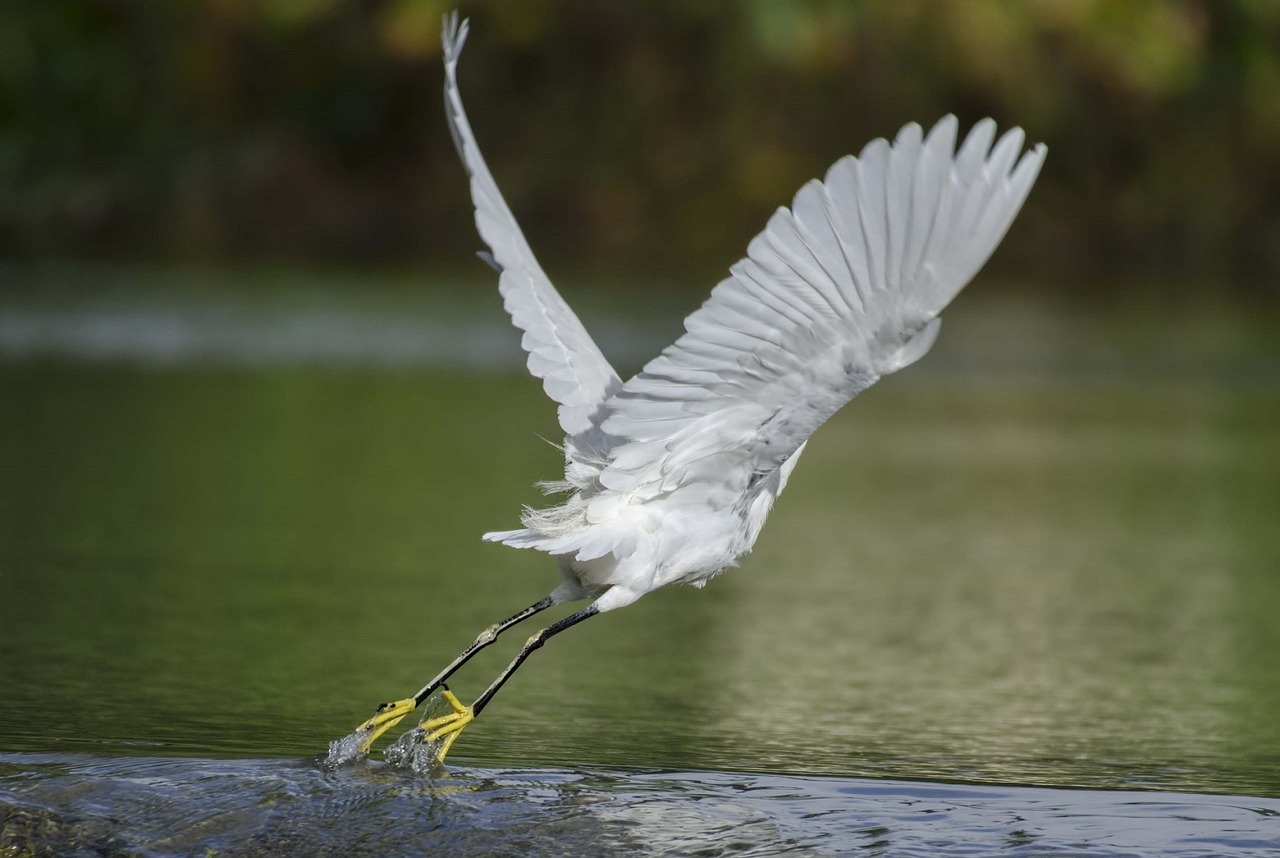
left=5, top=0, right=1280, bottom=303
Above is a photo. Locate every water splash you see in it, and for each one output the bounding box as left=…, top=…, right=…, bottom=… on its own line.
left=383, top=690, right=457, bottom=774
left=324, top=690, right=455, bottom=772
left=323, top=726, right=374, bottom=769
left=383, top=727, right=448, bottom=776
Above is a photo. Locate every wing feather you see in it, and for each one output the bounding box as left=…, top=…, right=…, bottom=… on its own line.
left=442, top=14, right=621, bottom=439
left=597, top=117, right=1046, bottom=495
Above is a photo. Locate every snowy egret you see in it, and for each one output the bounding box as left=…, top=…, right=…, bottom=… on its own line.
left=347, top=13, right=1046, bottom=762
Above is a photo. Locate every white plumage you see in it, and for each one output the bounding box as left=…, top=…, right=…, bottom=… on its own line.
left=332, top=15, right=1047, bottom=764
left=443, top=16, right=1046, bottom=616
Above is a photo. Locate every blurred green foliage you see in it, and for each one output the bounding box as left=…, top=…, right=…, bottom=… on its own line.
left=3, top=0, right=1280, bottom=296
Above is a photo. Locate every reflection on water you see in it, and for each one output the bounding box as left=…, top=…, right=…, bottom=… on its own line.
left=1, top=753, right=1278, bottom=857
left=1, top=275, right=1279, bottom=852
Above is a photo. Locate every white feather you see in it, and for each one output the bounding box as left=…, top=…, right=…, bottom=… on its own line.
left=442, top=15, right=621, bottom=440
left=444, top=16, right=1046, bottom=610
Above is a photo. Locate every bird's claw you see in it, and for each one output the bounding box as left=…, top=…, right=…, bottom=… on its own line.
left=352, top=697, right=416, bottom=754
left=351, top=688, right=473, bottom=762
left=418, top=688, right=474, bottom=761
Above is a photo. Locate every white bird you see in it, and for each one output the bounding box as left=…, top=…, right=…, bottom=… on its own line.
left=348, top=13, right=1046, bottom=762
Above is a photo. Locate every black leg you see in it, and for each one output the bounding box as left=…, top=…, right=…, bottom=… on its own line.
left=472, top=604, right=600, bottom=716
left=412, top=595, right=556, bottom=705
left=348, top=596, right=584, bottom=759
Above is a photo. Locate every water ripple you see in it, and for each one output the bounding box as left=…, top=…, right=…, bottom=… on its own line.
left=2, top=753, right=1278, bottom=856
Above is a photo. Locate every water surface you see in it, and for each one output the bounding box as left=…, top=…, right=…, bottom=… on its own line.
left=3, top=753, right=1279, bottom=856
left=1, top=272, right=1278, bottom=853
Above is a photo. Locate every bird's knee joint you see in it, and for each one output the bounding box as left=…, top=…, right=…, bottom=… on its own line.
left=524, top=630, right=547, bottom=649
left=476, top=624, right=499, bottom=646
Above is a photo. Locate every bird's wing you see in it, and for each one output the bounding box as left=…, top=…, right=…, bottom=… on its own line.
left=595, top=117, right=1045, bottom=497
left=443, top=14, right=622, bottom=438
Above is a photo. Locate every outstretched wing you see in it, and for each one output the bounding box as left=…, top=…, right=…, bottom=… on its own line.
left=443, top=14, right=621, bottom=438
left=596, top=117, right=1046, bottom=496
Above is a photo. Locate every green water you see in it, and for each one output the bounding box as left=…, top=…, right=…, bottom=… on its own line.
left=1, top=294, right=1278, bottom=800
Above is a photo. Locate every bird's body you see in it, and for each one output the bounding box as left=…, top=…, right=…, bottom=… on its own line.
left=340, top=13, right=1046, bottom=764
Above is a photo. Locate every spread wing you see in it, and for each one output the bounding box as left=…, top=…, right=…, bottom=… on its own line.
left=443, top=14, right=621, bottom=438
left=595, top=117, right=1046, bottom=496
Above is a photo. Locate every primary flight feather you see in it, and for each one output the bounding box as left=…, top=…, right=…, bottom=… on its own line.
left=339, top=13, right=1046, bottom=763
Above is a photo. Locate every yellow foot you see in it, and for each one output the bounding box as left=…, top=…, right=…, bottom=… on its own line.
left=418, top=688, right=474, bottom=762
left=352, top=697, right=416, bottom=754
